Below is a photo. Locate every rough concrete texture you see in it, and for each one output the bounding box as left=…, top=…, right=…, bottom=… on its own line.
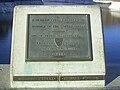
left=0, top=64, right=120, bottom=89
left=0, top=64, right=10, bottom=88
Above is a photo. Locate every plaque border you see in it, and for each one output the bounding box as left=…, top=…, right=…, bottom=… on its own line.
left=25, top=14, right=93, bottom=62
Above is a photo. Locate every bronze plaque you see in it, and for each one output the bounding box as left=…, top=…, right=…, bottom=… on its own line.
left=26, top=14, right=92, bottom=61
left=13, top=75, right=104, bottom=81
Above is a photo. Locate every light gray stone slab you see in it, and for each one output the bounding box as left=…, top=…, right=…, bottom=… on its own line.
left=0, top=64, right=10, bottom=88
left=10, top=5, right=105, bottom=88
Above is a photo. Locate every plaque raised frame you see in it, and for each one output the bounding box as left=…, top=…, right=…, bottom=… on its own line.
left=26, top=14, right=93, bottom=61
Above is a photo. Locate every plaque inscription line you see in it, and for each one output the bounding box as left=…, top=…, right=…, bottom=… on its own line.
left=13, top=75, right=105, bottom=81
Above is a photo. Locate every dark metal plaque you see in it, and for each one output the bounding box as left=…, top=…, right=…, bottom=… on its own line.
left=26, top=14, right=92, bottom=61
left=13, top=75, right=104, bottom=81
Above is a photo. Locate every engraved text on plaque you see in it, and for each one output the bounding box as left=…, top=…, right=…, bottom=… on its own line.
left=27, top=14, right=92, bottom=61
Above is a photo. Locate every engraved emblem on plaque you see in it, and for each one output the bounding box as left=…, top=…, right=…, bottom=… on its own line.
left=55, top=38, right=63, bottom=47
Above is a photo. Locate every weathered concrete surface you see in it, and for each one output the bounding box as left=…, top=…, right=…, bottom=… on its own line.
left=0, top=64, right=120, bottom=89
left=0, top=64, right=10, bottom=88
